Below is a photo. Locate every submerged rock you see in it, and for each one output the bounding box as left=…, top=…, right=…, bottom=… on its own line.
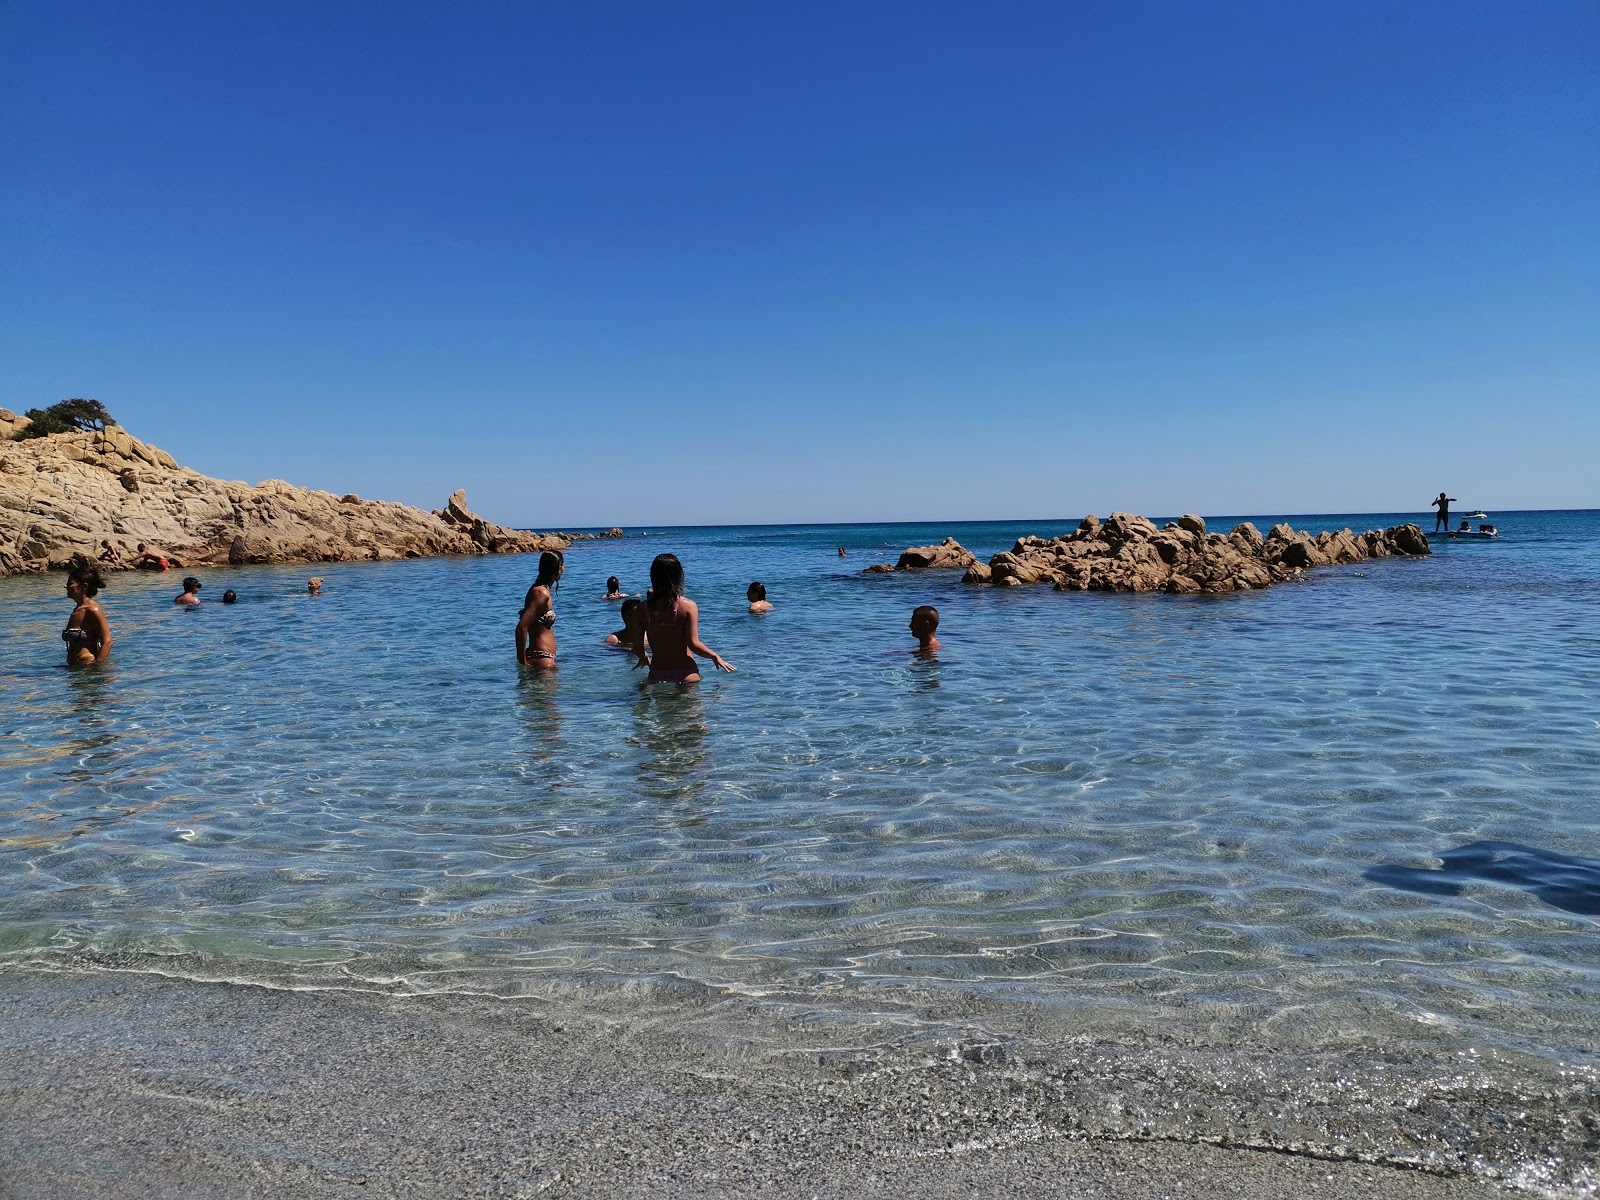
left=0, top=417, right=566, bottom=575
left=956, top=510, right=1429, bottom=594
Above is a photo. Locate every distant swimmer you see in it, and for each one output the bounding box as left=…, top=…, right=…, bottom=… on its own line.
left=175, top=576, right=202, bottom=606
left=516, top=550, right=564, bottom=668
left=307, top=577, right=324, bottom=595
left=837, top=547, right=848, bottom=557
left=222, top=589, right=239, bottom=604
left=746, top=581, right=772, bottom=613
left=1432, top=493, right=1457, bottom=533
left=909, top=604, right=941, bottom=653
left=133, top=543, right=169, bottom=571
left=630, top=553, right=734, bottom=683
left=605, top=597, right=643, bottom=648
left=63, top=564, right=112, bottom=665
left=603, top=576, right=625, bottom=600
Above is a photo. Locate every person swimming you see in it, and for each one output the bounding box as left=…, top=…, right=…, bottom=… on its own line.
left=910, top=604, right=941, bottom=652
left=175, top=576, right=202, bottom=606
left=307, top=577, right=324, bottom=595
left=605, top=596, right=643, bottom=647
left=516, top=549, right=564, bottom=668
left=221, top=589, right=239, bottom=604
left=602, top=576, right=625, bottom=600
left=746, top=581, right=772, bottom=613
left=62, top=564, right=112, bottom=665
left=630, top=553, right=734, bottom=683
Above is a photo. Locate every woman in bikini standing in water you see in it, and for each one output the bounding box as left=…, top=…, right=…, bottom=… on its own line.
left=630, top=553, right=734, bottom=683
left=515, top=550, right=564, bottom=668
left=63, top=563, right=113, bottom=665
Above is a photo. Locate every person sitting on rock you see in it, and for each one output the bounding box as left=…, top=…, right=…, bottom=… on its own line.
left=133, top=543, right=169, bottom=571
left=175, top=576, right=202, bottom=606
left=98, top=540, right=123, bottom=565
left=909, top=605, right=941, bottom=652
left=605, top=597, right=643, bottom=648
left=747, top=581, right=773, bottom=613
left=307, top=577, right=324, bottom=595
left=602, top=575, right=625, bottom=600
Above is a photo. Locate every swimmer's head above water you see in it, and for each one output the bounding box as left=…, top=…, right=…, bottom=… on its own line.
left=649, top=553, right=685, bottom=607
left=910, top=604, right=941, bottom=651
left=222, top=590, right=238, bottom=604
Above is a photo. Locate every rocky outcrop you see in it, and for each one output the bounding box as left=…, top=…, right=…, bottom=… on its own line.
left=0, top=415, right=566, bottom=575
left=894, top=537, right=977, bottom=571
left=869, top=537, right=978, bottom=573
left=961, top=512, right=1429, bottom=593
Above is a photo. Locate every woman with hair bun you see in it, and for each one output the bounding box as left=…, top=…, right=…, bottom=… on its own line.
left=63, top=564, right=113, bottom=665
left=630, top=553, right=734, bottom=683
left=515, top=549, right=565, bottom=668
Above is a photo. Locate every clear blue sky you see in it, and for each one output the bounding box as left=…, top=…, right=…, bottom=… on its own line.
left=3, top=1, right=1595, bottom=526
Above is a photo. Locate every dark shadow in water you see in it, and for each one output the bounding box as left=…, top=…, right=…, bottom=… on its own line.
left=908, top=650, right=942, bottom=693
left=514, top=669, right=563, bottom=765
left=630, top=684, right=709, bottom=806
left=1365, top=841, right=1600, bottom=916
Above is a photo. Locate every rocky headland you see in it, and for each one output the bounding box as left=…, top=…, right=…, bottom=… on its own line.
left=961, top=512, right=1429, bottom=591
left=0, top=410, right=567, bottom=576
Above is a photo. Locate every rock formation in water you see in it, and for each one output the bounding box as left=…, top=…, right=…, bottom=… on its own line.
left=893, top=537, right=978, bottom=571
left=0, top=409, right=567, bottom=575
left=858, top=537, right=978, bottom=575
left=952, top=512, right=1428, bottom=593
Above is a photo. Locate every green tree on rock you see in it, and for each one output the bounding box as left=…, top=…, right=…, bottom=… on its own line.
left=13, top=398, right=115, bottom=439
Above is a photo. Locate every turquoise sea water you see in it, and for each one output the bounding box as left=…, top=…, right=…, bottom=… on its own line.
left=3, top=509, right=1598, bottom=1190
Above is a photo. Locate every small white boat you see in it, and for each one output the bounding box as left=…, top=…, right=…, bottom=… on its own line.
left=1466, top=510, right=1488, bottom=519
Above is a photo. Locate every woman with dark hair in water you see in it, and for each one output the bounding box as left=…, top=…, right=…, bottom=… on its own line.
left=602, top=576, right=625, bottom=600
left=63, top=564, right=113, bottom=665
left=629, top=553, right=734, bottom=683
left=516, top=550, right=565, bottom=668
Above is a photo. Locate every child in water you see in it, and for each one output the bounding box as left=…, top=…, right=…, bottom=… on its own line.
left=909, top=605, right=941, bottom=652
left=605, top=597, right=642, bottom=647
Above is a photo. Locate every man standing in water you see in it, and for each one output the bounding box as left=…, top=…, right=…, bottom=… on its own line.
left=1432, top=492, right=1457, bottom=533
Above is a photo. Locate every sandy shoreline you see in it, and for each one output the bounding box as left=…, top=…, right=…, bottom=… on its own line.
left=0, top=967, right=1510, bottom=1199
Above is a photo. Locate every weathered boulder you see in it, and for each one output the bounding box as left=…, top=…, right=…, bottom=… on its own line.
left=862, top=562, right=895, bottom=574
left=961, top=510, right=1429, bottom=594
left=0, top=425, right=567, bottom=576
left=894, top=537, right=977, bottom=571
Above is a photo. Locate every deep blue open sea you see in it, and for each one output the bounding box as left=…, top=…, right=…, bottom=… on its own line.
left=3, top=509, right=1597, bottom=1191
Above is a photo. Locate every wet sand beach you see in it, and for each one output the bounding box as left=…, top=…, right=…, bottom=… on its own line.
left=0, top=968, right=1508, bottom=1200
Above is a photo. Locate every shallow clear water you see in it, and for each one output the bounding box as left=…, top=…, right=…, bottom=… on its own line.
left=3, top=510, right=1598, bottom=1188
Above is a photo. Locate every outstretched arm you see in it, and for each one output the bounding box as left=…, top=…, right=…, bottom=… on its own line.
left=683, top=600, right=735, bottom=672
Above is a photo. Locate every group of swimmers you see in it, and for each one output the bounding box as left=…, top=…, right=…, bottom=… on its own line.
left=61, top=550, right=943, bottom=675
left=516, top=550, right=941, bottom=683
